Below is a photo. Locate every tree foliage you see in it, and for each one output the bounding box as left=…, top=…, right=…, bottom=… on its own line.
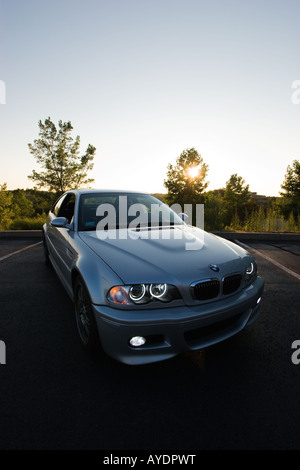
left=11, top=189, right=35, bottom=218
left=24, top=189, right=58, bottom=215
left=163, top=148, right=209, bottom=206
left=280, top=160, right=300, bottom=217
left=0, top=183, right=13, bottom=229
left=223, top=174, right=251, bottom=226
left=203, top=191, right=225, bottom=231
left=28, top=117, right=96, bottom=193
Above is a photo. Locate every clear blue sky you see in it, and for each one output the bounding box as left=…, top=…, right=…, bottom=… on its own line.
left=0, top=0, right=299, bottom=196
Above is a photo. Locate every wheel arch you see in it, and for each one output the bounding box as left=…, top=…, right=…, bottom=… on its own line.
left=70, top=257, right=122, bottom=306
left=71, top=268, right=81, bottom=292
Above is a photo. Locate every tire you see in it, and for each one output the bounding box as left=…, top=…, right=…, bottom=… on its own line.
left=43, top=233, right=50, bottom=265
left=74, top=277, right=100, bottom=353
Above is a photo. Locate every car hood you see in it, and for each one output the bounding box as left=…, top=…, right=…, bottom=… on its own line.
left=78, top=225, right=248, bottom=285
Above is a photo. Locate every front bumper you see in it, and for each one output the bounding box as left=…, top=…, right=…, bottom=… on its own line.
left=92, top=276, right=264, bottom=365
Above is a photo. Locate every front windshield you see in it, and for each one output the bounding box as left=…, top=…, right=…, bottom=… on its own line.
left=78, top=192, right=184, bottom=231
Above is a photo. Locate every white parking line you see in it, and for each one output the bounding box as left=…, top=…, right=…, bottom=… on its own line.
left=234, top=239, right=300, bottom=281
left=0, top=241, right=42, bottom=262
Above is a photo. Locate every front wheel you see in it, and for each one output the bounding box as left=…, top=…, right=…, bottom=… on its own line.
left=74, top=277, right=100, bottom=353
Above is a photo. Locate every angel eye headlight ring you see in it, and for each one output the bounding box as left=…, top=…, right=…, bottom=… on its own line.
left=129, top=284, right=146, bottom=302
left=246, top=262, right=254, bottom=276
left=149, top=283, right=167, bottom=299
left=245, top=261, right=257, bottom=285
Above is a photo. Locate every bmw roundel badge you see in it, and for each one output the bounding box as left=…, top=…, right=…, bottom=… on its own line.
left=209, top=264, right=220, bottom=272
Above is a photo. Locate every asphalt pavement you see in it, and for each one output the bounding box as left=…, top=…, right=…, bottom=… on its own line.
left=0, top=237, right=299, bottom=452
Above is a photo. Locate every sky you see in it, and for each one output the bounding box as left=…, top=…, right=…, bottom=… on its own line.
left=0, top=0, right=299, bottom=197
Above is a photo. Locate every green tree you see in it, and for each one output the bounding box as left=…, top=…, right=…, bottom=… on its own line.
left=0, top=183, right=13, bottom=229
left=11, top=189, right=35, bottom=218
left=203, top=190, right=225, bottom=231
left=279, top=160, right=300, bottom=218
left=25, top=189, right=57, bottom=216
left=223, top=174, right=251, bottom=227
left=28, top=117, right=96, bottom=194
left=163, top=148, right=209, bottom=207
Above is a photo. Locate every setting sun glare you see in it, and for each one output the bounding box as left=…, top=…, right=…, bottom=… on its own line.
left=188, top=166, right=201, bottom=179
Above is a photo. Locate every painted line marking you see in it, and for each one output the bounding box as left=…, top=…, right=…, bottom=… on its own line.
left=234, top=239, right=300, bottom=281
left=0, top=241, right=43, bottom=262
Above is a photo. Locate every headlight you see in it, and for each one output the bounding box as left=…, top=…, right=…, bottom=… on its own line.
left=245, top=261, right=257, bottom=286
left=107, top=286, right=129, bottom=304
left=246, top=262, right=254, bottom=276
left=149, top=283, right=167, bottom=299
left=129, top=284, right=146, bottom=302
left=108, top=283, right=181, bottom=305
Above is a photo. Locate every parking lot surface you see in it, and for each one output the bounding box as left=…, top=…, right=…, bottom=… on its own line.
left=0, top=237, right=299, bottom=450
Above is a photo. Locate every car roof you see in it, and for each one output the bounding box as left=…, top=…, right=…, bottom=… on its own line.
left=67, top=189, right=150, bottom=195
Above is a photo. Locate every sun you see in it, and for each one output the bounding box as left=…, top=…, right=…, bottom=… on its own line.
left=187, top=166, right=200, bottom=178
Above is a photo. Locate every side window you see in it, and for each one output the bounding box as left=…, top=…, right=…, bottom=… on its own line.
left=52, top=195, right=66, bottom=217
left=57, top=193, right=76, bottom=223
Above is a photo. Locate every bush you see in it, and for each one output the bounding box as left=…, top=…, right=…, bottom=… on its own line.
left=226, top=207, right=300, bottom=232
left=8, top=215, right=46, bottom=230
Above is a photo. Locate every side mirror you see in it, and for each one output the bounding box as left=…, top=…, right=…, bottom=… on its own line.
left=50, top=217, right=70, bottom=228
left=178, top=213, right=189, bottom=222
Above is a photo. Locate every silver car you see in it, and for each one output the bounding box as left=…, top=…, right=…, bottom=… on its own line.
left=43, top=189, right=264, bottom=365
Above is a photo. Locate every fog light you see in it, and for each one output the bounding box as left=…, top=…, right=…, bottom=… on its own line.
left=257, top=297, right=261, bottom=304
left=129, top=336, right=146, bottom=347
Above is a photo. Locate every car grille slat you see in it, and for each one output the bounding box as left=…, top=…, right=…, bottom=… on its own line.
left=192, top=273, right=243, bottom=301
left=222, top=274, right=242, bottom=295
left=193, top=280, right=220, bottom=300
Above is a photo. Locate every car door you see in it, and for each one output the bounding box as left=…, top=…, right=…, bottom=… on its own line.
left=47, top=192, right=77, bottom=285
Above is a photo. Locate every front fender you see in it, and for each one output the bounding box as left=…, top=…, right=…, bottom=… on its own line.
left=73, top=235, right=123, bottom=305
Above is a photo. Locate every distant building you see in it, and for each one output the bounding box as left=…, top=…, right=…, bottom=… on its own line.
left=250, top=192, right=268, bottom=205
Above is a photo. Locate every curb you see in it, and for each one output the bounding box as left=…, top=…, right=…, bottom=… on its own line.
left=212, top=231, right=300, bottom=242
left=0, top=230, right=299, bottom=241
left=0, top=230, right=43, bottom=238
